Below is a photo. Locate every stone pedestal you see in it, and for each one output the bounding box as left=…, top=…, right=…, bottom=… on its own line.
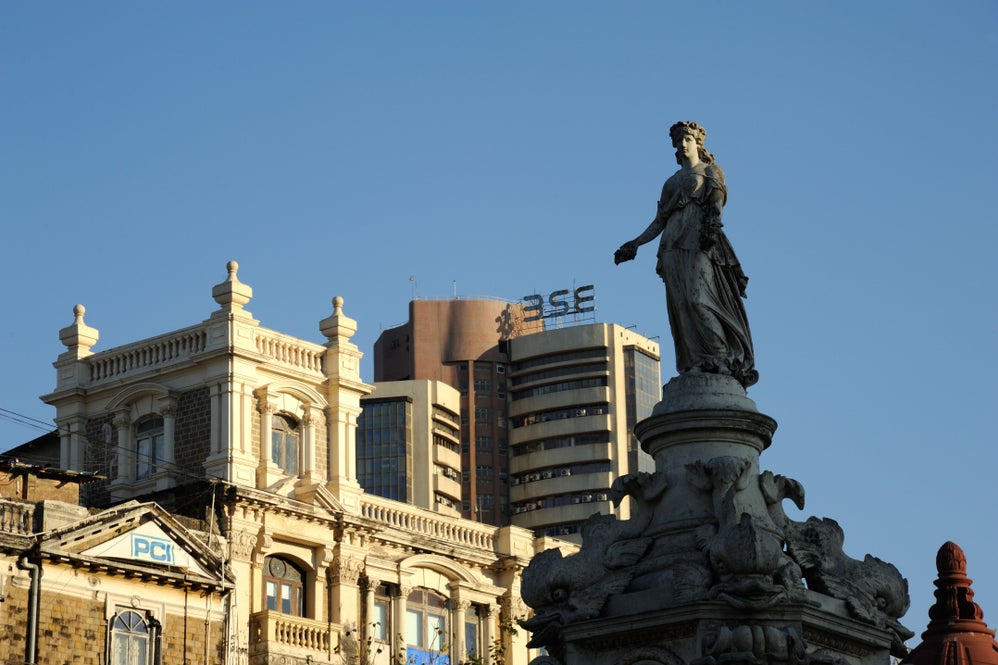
left=520, top=374, right=910, bottom=665
left=561, top=599, right=894, bottom=665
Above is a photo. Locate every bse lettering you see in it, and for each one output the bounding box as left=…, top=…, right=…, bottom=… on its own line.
left=523, top=285, right=595, bottom=322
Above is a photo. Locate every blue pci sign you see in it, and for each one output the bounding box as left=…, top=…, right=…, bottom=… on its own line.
left=130, top=533, right=176, bottom=565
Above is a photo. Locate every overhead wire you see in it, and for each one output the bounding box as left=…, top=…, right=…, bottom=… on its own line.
left=0, top=404, right=223, bottom=487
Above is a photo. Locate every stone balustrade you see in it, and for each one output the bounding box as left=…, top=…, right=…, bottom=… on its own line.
left=360, top=495, right=496, bottom=550
left=250, top=610, right=332, bottom=655
left=88, top=325, right=208, bottom=383
left=0, top=499, right=33, bottom=535
left=254, top=329, right=325, bottom=376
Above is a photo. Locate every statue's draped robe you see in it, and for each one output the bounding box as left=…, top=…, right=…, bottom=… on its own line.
left=655, top=163, right=757, bottom=387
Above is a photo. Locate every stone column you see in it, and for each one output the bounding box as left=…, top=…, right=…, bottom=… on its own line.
left=160, top=401, right=176, bottom=468
left=114, top=411, right=132, bottom=482
left=157, top=401, right=177, bottom=490
left=66, top=416, right=88, bottom=472
left=448, top=588, right=470, bottom=663
left=331, top=555, right=362, bottom=626
left=394, top=584, right=412, bottom=662
left=315, top=547, right=335, bottom=623
left=361, top=577, right=378, bottom=646
left=256, top=393, right=275, bottom=489
left=482, top=603, right=497, bottom=660
left=301, top=407, right=317, bottom=479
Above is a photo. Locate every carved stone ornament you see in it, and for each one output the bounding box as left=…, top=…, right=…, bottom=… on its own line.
left=784, top=516, right=913, bottom=656
left=332, top=555, right=364, bottom=585
left=613, top=646, right=686, bottom=665
left=520, top=513, right=653, bottom=661
left=229, top=529, right=258, bottom=561
left=694, top=623, right=806, bottom=665
left=113, top=412, right=131, bottom=430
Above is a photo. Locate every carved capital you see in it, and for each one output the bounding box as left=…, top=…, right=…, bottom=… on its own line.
left=156, top=394, right=179, bottom=418
left=229, top=529, right=258, bottom=561
left=331, top=555, right=364, bottom=585
left=113, top=412, right=131, bottom=430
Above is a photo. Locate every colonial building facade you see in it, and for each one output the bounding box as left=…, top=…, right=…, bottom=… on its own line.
left=30, top=262, right=565, bottom=665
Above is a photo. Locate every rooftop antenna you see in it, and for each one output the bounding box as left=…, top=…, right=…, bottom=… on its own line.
left=410, top=275, right=417, bottom=300
left=453, top=280, right=458, bottom=299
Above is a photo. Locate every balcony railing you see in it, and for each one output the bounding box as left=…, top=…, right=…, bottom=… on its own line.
left=87, top=325, right=209, bottom=384
left=255, top=329, right=326, bottom=376
left=0, top=499, right=33, bottom=535
left=359, top=495, right=495, bottom=550
left=250, top=610, right=334, bottom=656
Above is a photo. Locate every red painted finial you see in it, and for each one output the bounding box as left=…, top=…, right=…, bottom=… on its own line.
left=902, top=542, right=998, bottom=665
left=927, top=542, right=985, bottom=627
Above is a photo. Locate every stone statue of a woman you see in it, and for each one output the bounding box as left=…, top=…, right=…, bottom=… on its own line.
left=615, top=121, right=757, bottom=388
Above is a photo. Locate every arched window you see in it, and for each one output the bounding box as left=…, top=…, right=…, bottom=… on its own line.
left=135, top=417, right=164, bottom=480
left=406, top=589, right=448, bottom=663
left=110, top=610, right=158, bottom=665
left=263, top=556, right=305, bottom=616
left=271, top=414, right=299, bottom=475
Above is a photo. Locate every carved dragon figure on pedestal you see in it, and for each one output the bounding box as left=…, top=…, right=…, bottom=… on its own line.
left=520, top=459, right=913, bottom=660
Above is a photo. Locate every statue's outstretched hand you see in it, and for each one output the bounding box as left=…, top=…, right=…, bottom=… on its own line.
left=614, top=242, right=638, bottom=264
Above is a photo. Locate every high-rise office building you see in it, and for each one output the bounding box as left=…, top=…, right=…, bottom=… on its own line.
left=373, top=299, right=661, bottom=537
left=373, top=298, right=530, bottom=525
left=357, top=380, right=463, bottom=515
left=507, top=323, right=660, bottom=540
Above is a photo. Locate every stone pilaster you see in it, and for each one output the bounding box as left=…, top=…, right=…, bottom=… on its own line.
left=319, top=296, right=372, bottom=511
left=203, top=261, right=261, bottom=486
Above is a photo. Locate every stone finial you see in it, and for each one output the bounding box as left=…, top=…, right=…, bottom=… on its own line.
left=901, top=542, right=998, bottom=665
left=211, top=260, right=253, bottom=314
left=319, top=296, right=358, bottom=343
left=58, top=304, right=100, bottom=358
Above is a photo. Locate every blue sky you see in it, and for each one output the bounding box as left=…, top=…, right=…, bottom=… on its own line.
left=2, top=2, right=996, bottom=638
